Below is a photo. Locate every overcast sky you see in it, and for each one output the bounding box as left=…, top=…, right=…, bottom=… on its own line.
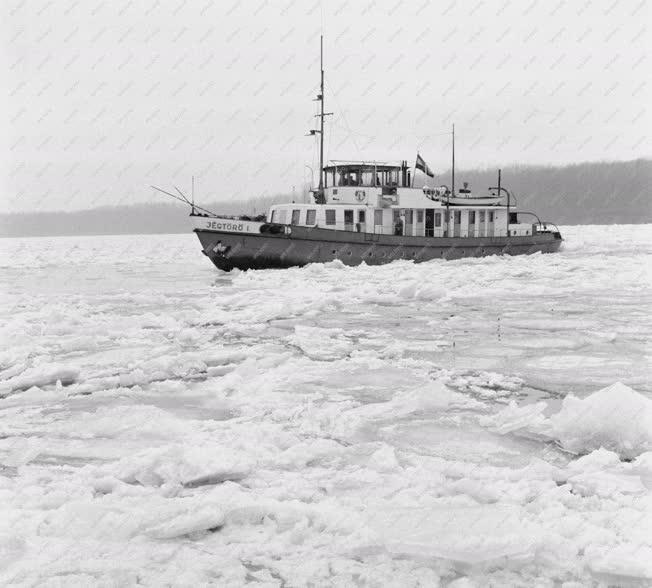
left=3, top=0, right=650, bottom=212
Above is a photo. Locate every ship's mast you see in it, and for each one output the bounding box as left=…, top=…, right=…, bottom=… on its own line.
left=446, top=124, right=454, bottom=236
left=308, top=35, right=332, bottom=203
left=319, top=35, right=325, bottom=192
left=451, top=123, right=455, bottom=197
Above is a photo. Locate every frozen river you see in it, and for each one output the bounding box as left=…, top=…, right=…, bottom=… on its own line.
left=1, top=225, right=651, bottom=586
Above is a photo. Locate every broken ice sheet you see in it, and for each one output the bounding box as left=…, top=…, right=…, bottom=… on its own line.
left=366, top=505, right=538, bottom=572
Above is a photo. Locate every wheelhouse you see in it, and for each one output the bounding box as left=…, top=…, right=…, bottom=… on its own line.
left=324, top=161, right=412, bottom=190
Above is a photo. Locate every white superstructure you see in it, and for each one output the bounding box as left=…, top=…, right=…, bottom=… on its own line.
left=269, top=161, right=534, bottom=238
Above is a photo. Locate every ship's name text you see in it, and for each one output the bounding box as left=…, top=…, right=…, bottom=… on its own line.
left=205, top=220, right=250, bottom=232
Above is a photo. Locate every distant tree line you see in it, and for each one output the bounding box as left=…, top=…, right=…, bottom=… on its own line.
left=450, top=159, right=650, bottom=225
left=1, top=160, right=649, bottom=237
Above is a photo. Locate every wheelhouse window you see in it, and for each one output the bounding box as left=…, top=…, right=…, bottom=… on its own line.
left=374, top=209, right=383, bottom=225
left=329, top=165, right=402, bottom=187
left=417, top=210, right=424, bottom=223
left=291, top=209, right=300, bottom=225
left=406, top=210, right=413, bottom=223
left=279, top=209, right=288, bottom=224
left=325, top=209, right=336, bottom=225
left=489, top=211, right=495, bottom=222
left=339, top=170, right=361, bottom=186
left=344, top=210, right=354, bottom=225
left=469, top=211, right=476, bottom=224
left=270, top=209, right=276, bottom=223
left=358, top=210, right=366, bottom=223
left=306, top=209, right=316, bottom=225
left=435, top=212, right=442, bottom=227
left=480, top=211, right=486, bottom=222
left=454, top=211, right=461, bottom=223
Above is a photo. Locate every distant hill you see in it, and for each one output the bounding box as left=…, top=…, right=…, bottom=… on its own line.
left=0, top=195, right=291, bottom=238
left=1, top=160, right=650, bottom=237
left=453, top=159, right=651, bottom=225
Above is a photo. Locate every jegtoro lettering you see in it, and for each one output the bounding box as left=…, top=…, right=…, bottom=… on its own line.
left=206, top=220, right=246, bottom=232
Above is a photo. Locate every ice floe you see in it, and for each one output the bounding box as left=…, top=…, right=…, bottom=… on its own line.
left=110, top=444, right=253, bottom=488
left=550, top=381, right=652, bottom=459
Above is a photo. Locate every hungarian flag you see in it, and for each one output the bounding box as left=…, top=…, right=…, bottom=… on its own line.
left=415, top=153, right=435, bottom=177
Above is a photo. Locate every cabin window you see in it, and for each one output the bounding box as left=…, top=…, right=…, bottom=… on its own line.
left=374, top=209, right=383, bottom=225
left=405, top=210, right=413, bottom=223
left=444, top=211, right=450, bottom=222
left=358, top=210, right=366, bottom=223
left=454, top=211, right=461, bottom=223
left=291, top=209, right=300, bottom=225
left=325, top=209, right=336, bottom=225
left=332, top=189, right=338, bottom=195
left=417, top=210, right=424, bottom=223
left=270, top=209, right=276, bottom=223
left=435, top=212, right=442, bottom=227
left=344, top=210, right=354, bottom=225
left=393, top=209, right=401, bottom=222
left=306, top=209, right=316, bottom=225
left=339, top=171, right=362, bottom=186
left=469, top=211, right=476, bottom=224
left=480, top=211, right=485, bottom=222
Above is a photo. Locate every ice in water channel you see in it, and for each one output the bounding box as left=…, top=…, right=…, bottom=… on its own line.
left=0, top=225, right=651, bottom=586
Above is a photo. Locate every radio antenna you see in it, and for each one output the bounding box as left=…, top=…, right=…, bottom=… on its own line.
left=151, top=185, right=217, bottom=217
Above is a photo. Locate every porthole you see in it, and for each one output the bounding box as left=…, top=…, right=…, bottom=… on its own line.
left=332, top=249, right=337, bottom=254
left=347, top=251, right=352, bottom=256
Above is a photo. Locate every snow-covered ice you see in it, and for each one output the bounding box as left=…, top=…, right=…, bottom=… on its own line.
left=0, top=224, right=651, bottom=586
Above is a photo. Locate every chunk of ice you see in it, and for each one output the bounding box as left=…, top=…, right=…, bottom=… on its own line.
left=144, top=506, right=225, bottom=539
left=370, top=505, right=537, bottom=571
left=111, top=444, right=252, bottom=487
left=550, top=382, right=652, bottom=459
left=479, top=400, right=548, bottom=434
left=1, top=363, right=79, bottom=396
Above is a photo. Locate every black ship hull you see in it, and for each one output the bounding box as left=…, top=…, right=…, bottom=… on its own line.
left=195, top=224, right=562, bottom=272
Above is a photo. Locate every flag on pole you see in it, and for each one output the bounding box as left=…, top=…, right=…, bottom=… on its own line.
left=415, top=153, right=435, bottom=177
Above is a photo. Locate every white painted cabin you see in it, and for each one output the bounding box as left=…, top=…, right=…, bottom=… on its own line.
left=268, top=161, right=535, bottom=238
